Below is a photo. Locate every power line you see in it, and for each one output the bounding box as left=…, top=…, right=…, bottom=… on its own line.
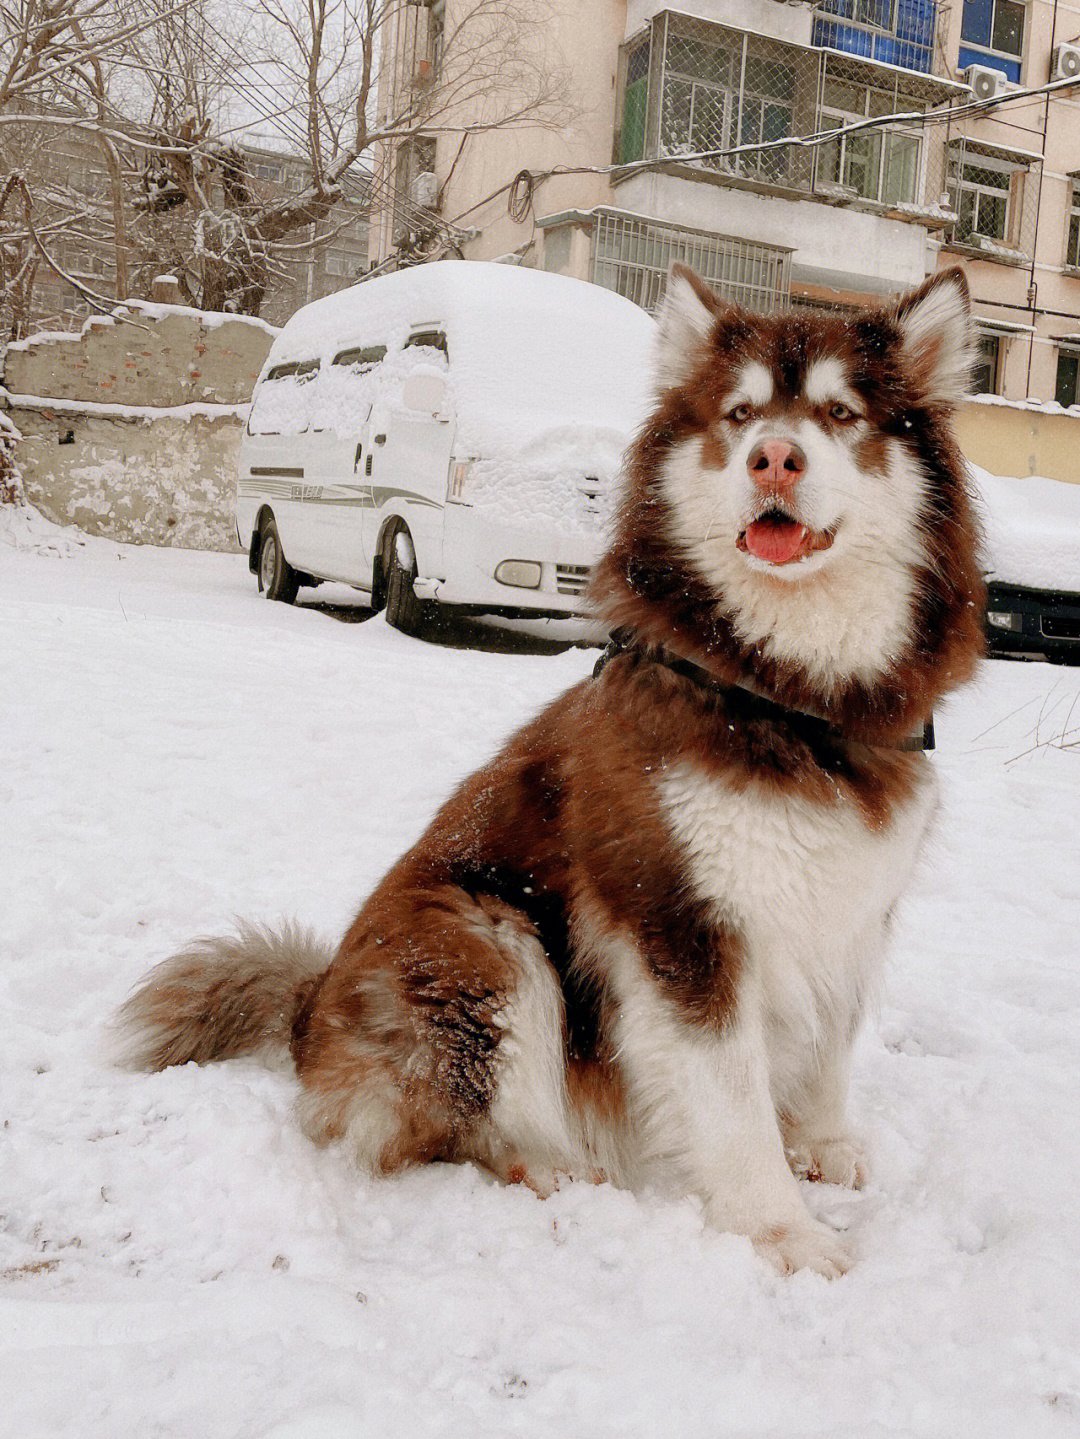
left=448, top=70, right=1080, bottom=230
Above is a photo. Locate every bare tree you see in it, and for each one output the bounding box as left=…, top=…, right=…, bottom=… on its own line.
left=2, top=0, right=570, bottom=325
left=128, top=0, right=571, bottom=313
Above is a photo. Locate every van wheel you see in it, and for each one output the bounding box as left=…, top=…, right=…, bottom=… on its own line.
left=384, top=523, right=431, bottom=637
left=257, top=518, right=299, bottom=603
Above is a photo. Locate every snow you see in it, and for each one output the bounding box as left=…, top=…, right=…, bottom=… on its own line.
left=5, top=302, right=277, bottom=351
left=252, top=262, right=656, bottom=531
left=970, top=462, right=1080, bottom=589
left=2, top=391, right=249, bottom=423
left=4, top=516, right=1080, bottom=1438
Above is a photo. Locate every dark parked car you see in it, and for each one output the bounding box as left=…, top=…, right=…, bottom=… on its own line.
left=974, top=466, right=1080, bottom=665
left=985, top=581, right=1080, bottom=664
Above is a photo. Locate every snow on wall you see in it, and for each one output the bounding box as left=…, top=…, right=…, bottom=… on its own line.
left=2, top=301, right=276, bottom=408
left=0, top=302, right=278, bottom=549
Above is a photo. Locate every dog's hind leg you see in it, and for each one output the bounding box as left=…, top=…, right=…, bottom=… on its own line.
left=290, top=883, right=584, bottom=1186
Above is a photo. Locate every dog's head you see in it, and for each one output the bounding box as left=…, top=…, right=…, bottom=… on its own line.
left=592, top=266, right=985, bottom=741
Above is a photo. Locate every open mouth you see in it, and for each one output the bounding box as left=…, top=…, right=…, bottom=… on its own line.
left=736, top=508, right=838, bottom=567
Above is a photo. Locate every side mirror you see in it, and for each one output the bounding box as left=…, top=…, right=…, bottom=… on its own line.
left=402, top=373, right=449, bottom=415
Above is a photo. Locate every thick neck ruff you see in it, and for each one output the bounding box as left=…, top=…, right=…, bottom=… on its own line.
left=593, top=629, right=934, bottom=753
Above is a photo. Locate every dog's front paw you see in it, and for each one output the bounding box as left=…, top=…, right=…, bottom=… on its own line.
left=787, top=1135, right=868, bottom=1190
left=754, top=1220, right=853, bottom=1279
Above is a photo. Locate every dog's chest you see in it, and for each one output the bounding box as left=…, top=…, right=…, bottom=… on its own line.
left=658, top=758, right=936, bottom=1032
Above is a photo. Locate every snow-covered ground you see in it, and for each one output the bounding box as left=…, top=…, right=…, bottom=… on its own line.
left=3, top=519, right=1080, bottom=1439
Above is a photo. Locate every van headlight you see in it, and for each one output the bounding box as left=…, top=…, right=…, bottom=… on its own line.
left=495, top=559, right=542, bottom=590
left=987, top=610, right=1022, bottom=632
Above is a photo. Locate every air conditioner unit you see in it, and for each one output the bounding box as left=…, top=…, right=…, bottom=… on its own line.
left=961, top=64, right=1008, bottom=102
left=1052, top=44, right=1080, bottom=82
left=411, top=170, right=439, bottom=210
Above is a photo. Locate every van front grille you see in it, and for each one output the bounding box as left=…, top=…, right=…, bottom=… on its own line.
left=555, top=564, right=590, bottom=597
left=1041, top=614, right=1080, bottom=641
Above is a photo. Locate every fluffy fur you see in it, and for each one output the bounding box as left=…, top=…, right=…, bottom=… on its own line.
left=116, top=265, right=984, bottom=1276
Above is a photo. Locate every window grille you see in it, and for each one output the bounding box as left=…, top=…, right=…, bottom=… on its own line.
left=592, top=209, right=791, bottom=314
left=1066, top=182, right=1080, bottom=270
left=812, top=0, right=939, bottom=75
left=644, top=12, right=818, bottom=190
left=816, top=69, right=925, bottom=206
left=945, top=138, right=1041, bottom=262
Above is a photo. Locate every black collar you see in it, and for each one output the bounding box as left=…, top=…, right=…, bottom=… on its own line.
left=592, top=630, right=934, bottom=753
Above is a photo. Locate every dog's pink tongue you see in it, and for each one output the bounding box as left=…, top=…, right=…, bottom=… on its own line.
left=744, top=518, right=806, bottom=565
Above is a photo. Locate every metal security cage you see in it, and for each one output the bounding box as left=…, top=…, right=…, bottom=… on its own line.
left=591, top=209, right=792, bottom=314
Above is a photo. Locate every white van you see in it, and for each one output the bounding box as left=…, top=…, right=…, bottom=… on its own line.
left=236, top=262, right=655, bottom=635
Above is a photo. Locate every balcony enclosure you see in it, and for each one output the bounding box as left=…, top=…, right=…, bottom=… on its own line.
left=592, top=209, right=791, bottom=313
left=618, top=11, right=1037, bottom=259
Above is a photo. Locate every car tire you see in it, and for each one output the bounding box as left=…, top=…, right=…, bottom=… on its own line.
left=257, top=517, right=300, bottom=604
left=383, top=523, right=431, bottom=637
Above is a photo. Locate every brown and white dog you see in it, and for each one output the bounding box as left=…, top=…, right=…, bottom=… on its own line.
left=117, top=265, right=984, bottom=1276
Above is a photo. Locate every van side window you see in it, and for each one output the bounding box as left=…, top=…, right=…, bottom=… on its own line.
left=248, top=358, right=321, bottom=435
left=404, top=329, right=449, bottom=361
left=332, top=345, right=387, bottom=372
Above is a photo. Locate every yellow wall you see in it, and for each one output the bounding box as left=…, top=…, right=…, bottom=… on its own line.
left=956, top=400, right=1080, bottom=485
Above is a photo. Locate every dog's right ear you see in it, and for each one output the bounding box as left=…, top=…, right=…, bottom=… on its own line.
left=655, top=264, right=720, bottom=390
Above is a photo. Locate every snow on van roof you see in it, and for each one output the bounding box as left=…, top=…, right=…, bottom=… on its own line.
left=269, top=261, right=653, bottom=363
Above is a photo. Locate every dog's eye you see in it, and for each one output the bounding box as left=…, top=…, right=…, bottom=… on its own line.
left=830, top=402, right=858, bottom=423
left=728, top=403, right=753, bottom=424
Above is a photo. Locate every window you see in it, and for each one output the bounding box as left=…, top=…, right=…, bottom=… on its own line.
left=249, top=359, right=321, bottom=435
left=620, top=34, right=651, bottom=164
left=405, top=328, right=448, bottom=360
left=1056, top=350, right=1080, bottom=408
left=950, top=151, right=1026, bottom=248
left=332, top=345, right=386, bottom=371
left=426, top=0, right=445, bottom=76
left=971, top=333, right=1002, bottom=394
left=817, top=77, right=923, bottom=205
left=959, top=0, right=1025, bottom=82
left=324, top=251, right=356, bottom=278
left=658, top=23, right=799, bottom=182
left=1067, top=182, right=1080, bottom=270
left=660, top=29, right=734, bottom=165
left=811, top=0, right=937, bottom=74
left=264, top=359, right=320, bottom=383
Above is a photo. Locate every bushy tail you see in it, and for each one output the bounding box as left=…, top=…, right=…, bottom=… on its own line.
left=114, top=920, right=334, bottom=1072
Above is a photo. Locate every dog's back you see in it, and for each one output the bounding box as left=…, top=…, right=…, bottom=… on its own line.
left=117, top=266, right=984, bottom=1276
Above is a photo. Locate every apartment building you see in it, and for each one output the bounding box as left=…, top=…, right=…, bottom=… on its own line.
left=6, top=117, right=370, bottom=334
left=370, top=0, right=1080, bottom=406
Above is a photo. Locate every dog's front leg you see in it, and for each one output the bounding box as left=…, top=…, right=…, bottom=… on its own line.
left=615, top=967, right=852, bottom=1277
left=780, top=1034, right=869, bottom=1191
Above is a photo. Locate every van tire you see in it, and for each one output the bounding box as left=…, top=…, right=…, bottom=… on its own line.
left=384, top=523, right=430, bottom=638
left=257, top=517, right=300, bottom=604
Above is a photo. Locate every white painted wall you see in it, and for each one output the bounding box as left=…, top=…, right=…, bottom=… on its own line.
left=614, top=171, right=928, bottom=291
left=624, top=0, right=813, bottom=45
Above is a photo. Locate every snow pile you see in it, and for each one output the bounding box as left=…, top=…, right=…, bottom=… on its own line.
left=969, top=463, right=1080, bottom=589
left=3, top=535, right=1080, bottom=1436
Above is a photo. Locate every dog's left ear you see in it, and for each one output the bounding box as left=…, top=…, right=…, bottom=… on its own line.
left=654, top=264, right=722, bottom=391
left=894, top=268, right=973, bottom=406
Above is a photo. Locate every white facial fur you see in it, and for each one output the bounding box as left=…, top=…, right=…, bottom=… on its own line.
left=650, top=268, right=972, bottom=688
left=662, top=423, right=929, bottom=687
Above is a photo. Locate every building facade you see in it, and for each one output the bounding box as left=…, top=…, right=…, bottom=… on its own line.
left=369, top=0, right=1080, bottom=406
